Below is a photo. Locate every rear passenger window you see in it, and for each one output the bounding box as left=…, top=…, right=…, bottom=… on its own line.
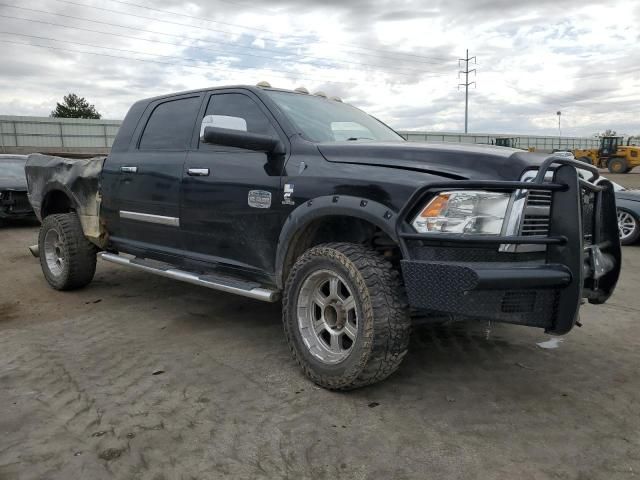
left=199, top=93, right=276, bottom=147
left=139, top=96, right=201, bottom=150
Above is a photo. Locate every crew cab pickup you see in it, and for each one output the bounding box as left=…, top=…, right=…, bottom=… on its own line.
left=25, top=84, right=621, bottom=390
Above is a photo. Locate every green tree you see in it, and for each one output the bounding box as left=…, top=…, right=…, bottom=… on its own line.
left=50, top=93, right=101, bottom=119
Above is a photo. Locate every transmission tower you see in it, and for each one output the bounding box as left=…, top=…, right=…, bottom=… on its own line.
left=458, top=49, right=476, bottom=134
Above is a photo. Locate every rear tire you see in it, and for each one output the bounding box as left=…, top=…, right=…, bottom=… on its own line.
left=608, top=158, right=628, bottom=174
left=282, top=243, right=410, bottom=390
left=578, top=156, right=592, bottom=165
left=38, top=213, right=97, bottom=290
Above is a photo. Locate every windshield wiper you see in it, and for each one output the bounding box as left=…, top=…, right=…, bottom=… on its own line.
left=346, top=137, right=374, bottom=141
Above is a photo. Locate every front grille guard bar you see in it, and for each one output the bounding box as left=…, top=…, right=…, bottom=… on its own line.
left=395, top=155, right=600, bottom=259
left=395, top=156, right=620, bottom=334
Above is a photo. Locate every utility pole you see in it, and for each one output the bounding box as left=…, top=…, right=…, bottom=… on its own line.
left=458, top=49, right=476, bottom=134
left=557, top=111, right=562, bottom=149
left=557, top=111, right=562, bottom=136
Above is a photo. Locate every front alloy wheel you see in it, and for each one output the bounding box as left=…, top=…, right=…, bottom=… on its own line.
left=617, top=209, right=640, bottom=245
left=297, top=270, right=358, bottom=364
left=282, top=243, right=410, bottom=390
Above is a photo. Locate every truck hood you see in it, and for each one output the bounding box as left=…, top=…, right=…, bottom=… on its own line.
left=316, top=142, right=549, bottom=181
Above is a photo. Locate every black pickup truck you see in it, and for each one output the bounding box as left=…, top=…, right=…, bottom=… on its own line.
left=25, top=84, right=621, bottom=390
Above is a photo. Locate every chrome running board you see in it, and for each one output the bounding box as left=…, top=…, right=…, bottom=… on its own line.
left=99, top=252, right=279, bottom=302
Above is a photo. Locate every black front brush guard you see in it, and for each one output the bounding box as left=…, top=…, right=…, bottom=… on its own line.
left=395, top=156, right=621, bottom=334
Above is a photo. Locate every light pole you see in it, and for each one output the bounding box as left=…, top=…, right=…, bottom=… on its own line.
left=557, top=111, right=562, bottom=149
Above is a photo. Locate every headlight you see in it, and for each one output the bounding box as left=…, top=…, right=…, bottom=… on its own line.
left=411, top=190, right=511, bottom=235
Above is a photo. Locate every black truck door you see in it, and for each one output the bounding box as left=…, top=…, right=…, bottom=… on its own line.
left=181, top=90, right=287, bottom=278
left=105, top=94, right=202, bottom=260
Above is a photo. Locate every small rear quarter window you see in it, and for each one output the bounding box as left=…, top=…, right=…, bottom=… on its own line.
left=139, top=96, right=201, bottom=150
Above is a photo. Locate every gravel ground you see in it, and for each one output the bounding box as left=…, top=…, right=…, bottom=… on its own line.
left=1, top=172, right=639, bottom=479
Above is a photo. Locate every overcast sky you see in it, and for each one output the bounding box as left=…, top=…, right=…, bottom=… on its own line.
left=0, top=0, right=638, bottom=136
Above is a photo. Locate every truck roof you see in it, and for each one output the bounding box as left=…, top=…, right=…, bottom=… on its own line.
left=135, top=84, right=306, bottom=105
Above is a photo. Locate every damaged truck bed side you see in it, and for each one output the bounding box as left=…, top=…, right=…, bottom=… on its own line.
left=26, top=155, right=106, bottom=247
left=25, top=84, right=621, bottom=390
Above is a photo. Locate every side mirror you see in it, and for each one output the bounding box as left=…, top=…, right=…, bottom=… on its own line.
left=203, top=126, right=284, bottom=155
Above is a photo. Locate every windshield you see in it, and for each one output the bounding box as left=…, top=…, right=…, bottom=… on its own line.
left=265, top=90, right=404, bottom=143
left=0, top=158, right=26, bottom=182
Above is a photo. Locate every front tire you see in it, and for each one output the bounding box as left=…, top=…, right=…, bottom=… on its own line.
left=608, top=158, right=628, bottom=174
left=282, top=243, right=410, bottom=390
left=617, top=209, right=640, bottom=245
left=38, top=213, right=97, bottom=290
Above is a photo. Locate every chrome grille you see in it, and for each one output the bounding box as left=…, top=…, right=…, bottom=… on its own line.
left=582, top=189, right=595, bottom=245
left=521, top=189, right=551, bottom=237
left=525, top=190, right=552, bottom=207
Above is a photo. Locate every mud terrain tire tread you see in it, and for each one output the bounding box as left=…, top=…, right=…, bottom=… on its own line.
left=282, top=242, right=410, bottom=390
left=39, top=213, right=97, bottom=290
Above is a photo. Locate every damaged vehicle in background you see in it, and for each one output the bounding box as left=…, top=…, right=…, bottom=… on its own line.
left=25, top=83, right=621, bottom=390
left=0, top=154, right=35, bottom=223
left=577, top=170, right=640, bottom=245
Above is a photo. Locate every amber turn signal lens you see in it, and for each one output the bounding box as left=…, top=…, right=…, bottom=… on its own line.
left=419, top=193, right=450, bottom=218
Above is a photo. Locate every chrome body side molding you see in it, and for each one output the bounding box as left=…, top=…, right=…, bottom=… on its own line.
left=119, top=210, right=180, bottom=227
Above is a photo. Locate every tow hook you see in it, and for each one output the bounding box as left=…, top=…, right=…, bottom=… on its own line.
left=584, top=245, right=614, bottom=289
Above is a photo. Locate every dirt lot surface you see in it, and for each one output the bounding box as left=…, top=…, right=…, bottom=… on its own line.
left=1, top=172, right=640, bottom=480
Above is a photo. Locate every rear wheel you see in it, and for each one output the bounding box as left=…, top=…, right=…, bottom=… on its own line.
left=617, top=209, right=640, bottom=245
left=282, top=243, right=410, bottom=390
left=578, top=156, right=592, bottom=165
left=608, top=157, right=628, bottom=174
left=38, top=213, right=97, bottom=290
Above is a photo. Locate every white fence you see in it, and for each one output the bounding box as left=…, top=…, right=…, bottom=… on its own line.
left=398, top=131, right=600, bottom=152
left=0, top=115, right=120, bottom=155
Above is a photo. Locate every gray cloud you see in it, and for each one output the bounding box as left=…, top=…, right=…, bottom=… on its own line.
left=0, top=0, right=638, bottom=135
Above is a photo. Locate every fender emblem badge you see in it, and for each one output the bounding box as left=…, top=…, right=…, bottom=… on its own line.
left=248, top=190, right=272, bottom=209
left=283, top=184, right=295, bottom=205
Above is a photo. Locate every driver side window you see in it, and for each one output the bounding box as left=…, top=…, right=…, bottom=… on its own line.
left=199, top=93, right=277, bottom=149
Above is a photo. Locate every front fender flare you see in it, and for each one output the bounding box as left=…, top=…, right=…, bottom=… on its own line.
left=274, top=195, right=399, bottom=288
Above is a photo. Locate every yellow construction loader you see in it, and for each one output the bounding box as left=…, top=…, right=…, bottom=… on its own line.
left=574, top=136, right=640, bottom=173
left=491, top=137, right=536, bottom=152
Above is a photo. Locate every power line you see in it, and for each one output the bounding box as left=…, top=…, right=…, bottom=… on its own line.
left=458, top=49, right=476, bottom=134
left=0, top=31, right=391, bottom=84
left=56, top=0, right=457, bottom=64
left=0, top=15, right=449, bottom=79
left=0, top=35, right=450, bottom=88
left=0, top=4, right=450, bottom=76
left=0, top=38, right=357, bottom=85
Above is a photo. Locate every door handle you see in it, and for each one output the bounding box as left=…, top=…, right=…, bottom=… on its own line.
left=187, top=168, right=210, bottom=176
left=120, top=166, right=138, bottom=173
